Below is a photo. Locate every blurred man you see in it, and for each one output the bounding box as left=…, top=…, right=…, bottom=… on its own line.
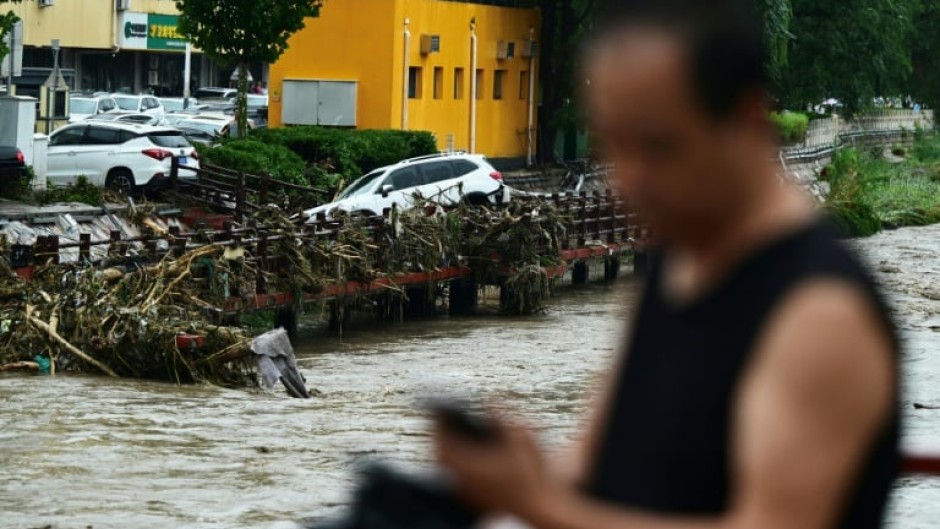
left=434, top=1, right=899, bottom=528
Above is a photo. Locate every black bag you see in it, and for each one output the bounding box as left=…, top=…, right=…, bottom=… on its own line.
left=310, top=463, right=480, bottom=529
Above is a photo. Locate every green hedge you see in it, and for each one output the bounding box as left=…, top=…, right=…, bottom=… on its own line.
left=199, top=140, right=308, bottom=187
left=249, top=127, right=438, bottom=177
left=770, top=111, right=810, bottom=145
left=199, top=128, right=438, bottom=190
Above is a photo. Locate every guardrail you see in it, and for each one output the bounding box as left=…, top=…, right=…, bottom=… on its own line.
left=17, top=188, right=641, bottom=280
left=168, top=159, right=332, bottom=223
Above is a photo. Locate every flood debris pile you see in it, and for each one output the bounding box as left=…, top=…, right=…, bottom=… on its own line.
left=0, top=198, right=572, bottom=384
left=0, top=242, right=255, bottom=385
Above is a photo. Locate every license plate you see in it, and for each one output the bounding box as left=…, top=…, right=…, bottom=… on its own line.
left=178, top=156, right=189, bottom=165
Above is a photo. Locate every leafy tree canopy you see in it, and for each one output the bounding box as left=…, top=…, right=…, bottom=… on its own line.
left=0, top=0, right=24, bottom=65
left=174, top=0, right=324, bottom=137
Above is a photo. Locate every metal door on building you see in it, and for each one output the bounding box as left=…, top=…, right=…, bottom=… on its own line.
left=282, top=80, right=357, bottom=127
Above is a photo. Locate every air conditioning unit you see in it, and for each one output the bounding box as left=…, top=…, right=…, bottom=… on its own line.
left=497, top=41, right=516, bottom=60
left=115, top=0, right=130, bottom=11
left=521, top=39, right=539, bottom=58
left=420, top=34, right=441, bottom=55
left=38, top=0, right=54, bottom=7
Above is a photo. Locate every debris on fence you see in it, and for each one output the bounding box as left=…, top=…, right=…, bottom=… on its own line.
left=0, top=184, right=638, bottom=387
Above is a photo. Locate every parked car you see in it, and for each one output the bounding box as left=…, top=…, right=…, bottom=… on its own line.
left=68, top=95, right=118, bottom=123
left=112, top=94, right=165, bottom=115
left=0, top=145, right=27, bottom=196
left=176, top=114, right=256, bottom=136
left=304, top=153, right=509, bottom=220
left=159, top=97, right=200, bottom=113
left=87, top=112, right=161, bottom=126
left=194, top=87, right=237, bottom=100
left=247, top=94, right=268, bottom=110
left=176, top=126, right=219, bottom=146
left=46, top=122, right=199, bottom=195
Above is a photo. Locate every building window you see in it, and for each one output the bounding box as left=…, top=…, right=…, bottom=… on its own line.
left=493, top=70, right=507, bottom=100
left=408, top=67, right=423, bottom=99
left=454, top=68, right=465, bottom=99
left=433, top=67, right=444, bottom=99
left=475, top=69, right=484, bottom=100
left=520, top=71, right=529, bottom=100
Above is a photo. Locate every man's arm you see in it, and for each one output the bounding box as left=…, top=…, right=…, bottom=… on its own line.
left=438, top=281, right=895, bottom=529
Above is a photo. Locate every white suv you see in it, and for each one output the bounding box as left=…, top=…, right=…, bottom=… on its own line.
left=47, top=122, right=200, bottom=194
left=112, top=94, right=165, bottom=115
left=68, top=95, right=118, bottom=122
left=304, top=153, right=509, bottom=220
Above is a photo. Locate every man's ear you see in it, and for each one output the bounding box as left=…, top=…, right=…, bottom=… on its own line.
left=736, top=89, right=774, bottom=140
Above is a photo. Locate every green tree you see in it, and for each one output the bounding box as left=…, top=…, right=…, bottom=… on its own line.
left=174, top=0, right=325, bottom=138
left=0, top=0, right=24, bottom=67
left=910, top=1, right=940, bottom=109
left=537, top=0, right=596, bottom=164
left=777, top=0, right=918, bottom=114
left=760, top=0, right=793, bottom=86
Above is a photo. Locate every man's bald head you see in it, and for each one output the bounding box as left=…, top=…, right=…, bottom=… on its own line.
left=583, top=1, right=778, bottom=244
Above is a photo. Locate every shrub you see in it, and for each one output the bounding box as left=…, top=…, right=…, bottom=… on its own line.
left=39, top=176, right=104, bottom=206
left=201, top=139, right=308, bottom=186
left=250, top=127, right=438, bottom=178
left=770, top=111, right=810, bottom=145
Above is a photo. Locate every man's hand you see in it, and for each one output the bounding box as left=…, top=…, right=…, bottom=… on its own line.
left=434, top=415, right=548, bottom=517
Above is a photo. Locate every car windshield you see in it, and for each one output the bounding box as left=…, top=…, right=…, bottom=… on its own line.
left=338, top=171, right=385, bottom=199
left=161, top=99, right=183, bottom=112
left=195, top=89, right=226, bottom=99
left=70, top=99, right=96, bottom=114
left=147, top=131, right=191, bottom=148
left=247, top=96, right=268, bottom=108
left=114, top=97, right=139, bottom=111
left=177, top=120, right=222, bottom=134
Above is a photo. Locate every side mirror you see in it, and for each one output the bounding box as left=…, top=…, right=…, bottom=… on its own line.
left=381, top=184, right=394, bottom=198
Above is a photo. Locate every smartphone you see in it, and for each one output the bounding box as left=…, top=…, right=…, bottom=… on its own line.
left=423, top=397, right=497, bottom=442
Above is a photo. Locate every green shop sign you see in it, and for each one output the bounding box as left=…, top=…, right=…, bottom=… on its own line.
left=121, top=12, right=188, bottom=51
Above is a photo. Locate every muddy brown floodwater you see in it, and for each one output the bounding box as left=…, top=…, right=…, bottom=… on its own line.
left=2, top=225, right=939, bottom=529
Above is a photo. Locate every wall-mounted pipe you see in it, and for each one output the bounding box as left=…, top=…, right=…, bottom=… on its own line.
left=402, top=18, right=411, bottom=130
left=469, top=18, right=478, bottom=153
left=527, top=27, right=536, bottom=166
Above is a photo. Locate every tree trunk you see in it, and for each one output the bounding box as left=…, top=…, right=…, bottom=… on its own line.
left=537, top=0, right=560, bottom=165
left=236, top=61, right=250, bottom=139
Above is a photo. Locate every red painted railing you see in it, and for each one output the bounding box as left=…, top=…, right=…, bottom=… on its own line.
left=902, top=454, right=940, bottom=476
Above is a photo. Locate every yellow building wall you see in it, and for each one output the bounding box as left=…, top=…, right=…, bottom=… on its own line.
left=269, top=0, right=539, bottom=160
left=393, top=0, right=539, bottom=158
left=9, top=0, right=182, bottom=49
left=268, top=0, right=400, bottom=132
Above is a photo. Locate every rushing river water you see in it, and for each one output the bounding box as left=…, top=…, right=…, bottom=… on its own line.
left=2, top=226, right=940, bottom=529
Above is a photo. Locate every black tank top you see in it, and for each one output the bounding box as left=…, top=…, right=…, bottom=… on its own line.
left=588, top=219, right=899, bottom=528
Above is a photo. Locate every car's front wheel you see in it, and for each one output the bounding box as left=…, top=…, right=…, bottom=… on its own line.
left=105, top=169, right=136, bottom=196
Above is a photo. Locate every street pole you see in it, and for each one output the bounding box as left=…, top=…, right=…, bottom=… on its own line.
left=5, top=30, right=12, bottom=94
left=183, top=42, right=192, bottom=109
left=46, top=39, right=59, bottom=134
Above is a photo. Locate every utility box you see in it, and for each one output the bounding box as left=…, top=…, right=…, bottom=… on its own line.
left=282, top=79, right=357, bottom=127
left=497, top=41, right=515, bottom=60
left=32, top=134, right=48, bottom=190
left=0, top=96, right=38, bottom=158
left=420, top=34, right=441, bottom=55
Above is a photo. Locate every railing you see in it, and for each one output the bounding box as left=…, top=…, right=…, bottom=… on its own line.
left=168, top=159, right=332, bottom=223
left=19, top=189, right=641, bottom=281
left=782, top=109, right=935, bottom=163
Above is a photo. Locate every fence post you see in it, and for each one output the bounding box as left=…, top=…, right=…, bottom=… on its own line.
left=39, top=235, right=60, bottom=266
left=260, top=173, right=271, bottom=206
left=109, top=230, right=122, bottom=259
left=79, top=233, right=91, bottom=264
left=235, top=171, right=247, bottom=224
left=578, top=191, right=588, bottom=247
left=169, top=156, right=179, bottom=190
